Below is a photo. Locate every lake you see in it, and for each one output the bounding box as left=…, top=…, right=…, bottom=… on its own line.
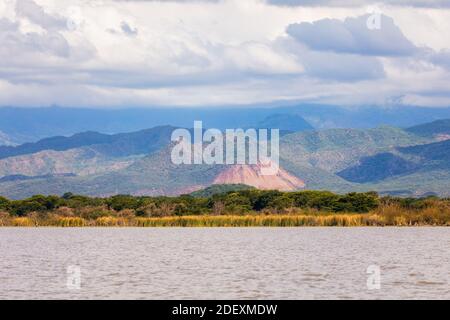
left=0, top=227, right=449, bottom=299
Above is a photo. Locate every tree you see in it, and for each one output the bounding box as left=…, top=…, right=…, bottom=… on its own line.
left=107, top=195, right=140, bottom=211
left=0, top=196, right=10, bottom=211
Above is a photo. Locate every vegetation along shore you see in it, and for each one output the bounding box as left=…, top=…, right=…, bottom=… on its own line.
left=1, top=187, right=449, bottom=227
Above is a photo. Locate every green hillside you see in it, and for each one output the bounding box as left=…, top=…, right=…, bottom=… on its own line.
left=337, top=139, right=450, bottom=183
left=400, top=139, right=450, bottom=163
left=337, top=153, right=419, bottom=183
left=0, top=122, right=449, bottom=199
left=279, top=126, right=430, bottom=174
left=406, top=119, right=450, bottom=137
left=365, top=169, right=450, bottom=197
left=0, top=125, right=176, bottom=159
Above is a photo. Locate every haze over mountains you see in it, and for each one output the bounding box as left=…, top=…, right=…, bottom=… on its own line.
left=2, top=105, right=450, bottom=144
left=0, top=106, right=449, bottom=199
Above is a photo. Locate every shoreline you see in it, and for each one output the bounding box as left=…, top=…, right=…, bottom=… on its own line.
left=1, top=191, right=449, bottom=227
left=2, top=214, right=449, bottom=227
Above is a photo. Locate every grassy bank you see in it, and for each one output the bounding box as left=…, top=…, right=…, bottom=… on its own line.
left=0, top=190, right=449, bottom=227
left=1, top=205, right=449, bottom=227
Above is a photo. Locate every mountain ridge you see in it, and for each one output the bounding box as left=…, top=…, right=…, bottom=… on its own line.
left=0, top=120, right=449, bottom=199
left=0, top=125, right=176, bottom=159
left=2, top=105, right=450, bottom=143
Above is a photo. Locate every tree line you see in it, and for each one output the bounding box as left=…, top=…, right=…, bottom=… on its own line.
left=0, top=189, right=447, bottom=218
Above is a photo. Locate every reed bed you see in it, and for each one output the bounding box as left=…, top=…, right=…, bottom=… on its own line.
left=373, top=203, right=450, bottom=226
left=0, top=212, right=10, bottom=226
left=0, top=214, right=380, bottom=227
left=1, top=204, right=449, bottom=227
left=54, top=217, right=86, bottom=227
left=11, top=217, right=35, bottom=227
left=133, top=214, right=386, bottom=227
left=94, top=217, right=129, bottom=227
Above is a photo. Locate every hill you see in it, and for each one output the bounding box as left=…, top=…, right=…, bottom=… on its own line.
left=1, top=120, right=450, bottom=198
left=279, top=126, right=430, bottom=175
left=190, top=184, right=255, bottom=197
left=0, top=125, right=176, bottom=159
left=0, top=126, right=176, bottom=178
left=0, top=142, right=307, bottom=199
left=213, top=163, right=306, bottom=191
left=406, top=119, right=450, bottom=139
left=257, top=114, right=313, bottom=132
left=0, top=131, right=16, bottom=146
left=335, top=140, right=450, bottom=197
left=337, top=153, right=419, bottom=183
left=338, top=139, right=450, bottom=182
left=400, top=138, right=450, bottom=163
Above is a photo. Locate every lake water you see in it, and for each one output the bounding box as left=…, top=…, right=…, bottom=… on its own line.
left=0, top=227, right=449, bottom=300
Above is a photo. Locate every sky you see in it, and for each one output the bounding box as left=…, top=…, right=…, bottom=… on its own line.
left=0, top=0, right=450, bottom=108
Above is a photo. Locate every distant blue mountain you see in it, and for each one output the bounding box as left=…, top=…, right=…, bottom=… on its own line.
left=0, top=173, right=76, bottom=183
left=1, top=104, right=450, bottom=143
left=406, top=119, right=450, bottom=137
left=257, top=113, right=314, bottom=132
left=0, top=125, right=176, bottom=159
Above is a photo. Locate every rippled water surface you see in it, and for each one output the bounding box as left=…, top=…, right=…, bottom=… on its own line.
left=0, top=227, right=449, bottom=299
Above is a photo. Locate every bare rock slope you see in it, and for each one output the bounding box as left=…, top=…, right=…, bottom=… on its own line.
left=213, top=163, right=306, bottom=191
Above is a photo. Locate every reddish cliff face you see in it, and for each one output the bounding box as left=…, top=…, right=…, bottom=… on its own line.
left=213, top=163, right=305, bottom=191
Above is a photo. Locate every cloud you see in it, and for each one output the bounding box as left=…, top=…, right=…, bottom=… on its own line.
left=223, top=42, right=303, bottom=75
left=429, top=50, right=450, bottom=70
left=0, top=0, right=304, bottom=89
left=0, top=0, right=449, bottom=108
left=266, top=0, right=450, bottom=8
left=287, top=14, right=417, bottom=56
left=0, top=0, right=95, bottom=84
left=278, top=37, right=385, bottom=81
left=114, top=0, right=450, bottom=6
left=121, top=21, right=138, bottom=36
left=0, top=18, right=70, bottom=59
left=15, top=0, right=67, bottom=30
left=301, top=50, right=385, bottom=81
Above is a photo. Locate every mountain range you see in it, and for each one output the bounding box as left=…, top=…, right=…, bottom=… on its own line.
left=2, top=104, right=450, bottom=144
left=0, top=116, right=449, bottom=199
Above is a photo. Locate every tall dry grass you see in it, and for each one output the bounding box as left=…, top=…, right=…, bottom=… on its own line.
left=11, top=217, right=35, bottom=227
left=0, top=212, right=10, bottom=226
left=1, top=201, right=449, bottom=227
left=55, top=217, right=86, bottom=227
left=374, top=202, right=450, bottom=226
left=94, top=216, right=129, bottom=226
left=133, top=214, right=384, bottom=227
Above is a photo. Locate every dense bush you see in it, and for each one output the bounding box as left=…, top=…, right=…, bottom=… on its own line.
left=2, top=189, right=448, bottom=218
